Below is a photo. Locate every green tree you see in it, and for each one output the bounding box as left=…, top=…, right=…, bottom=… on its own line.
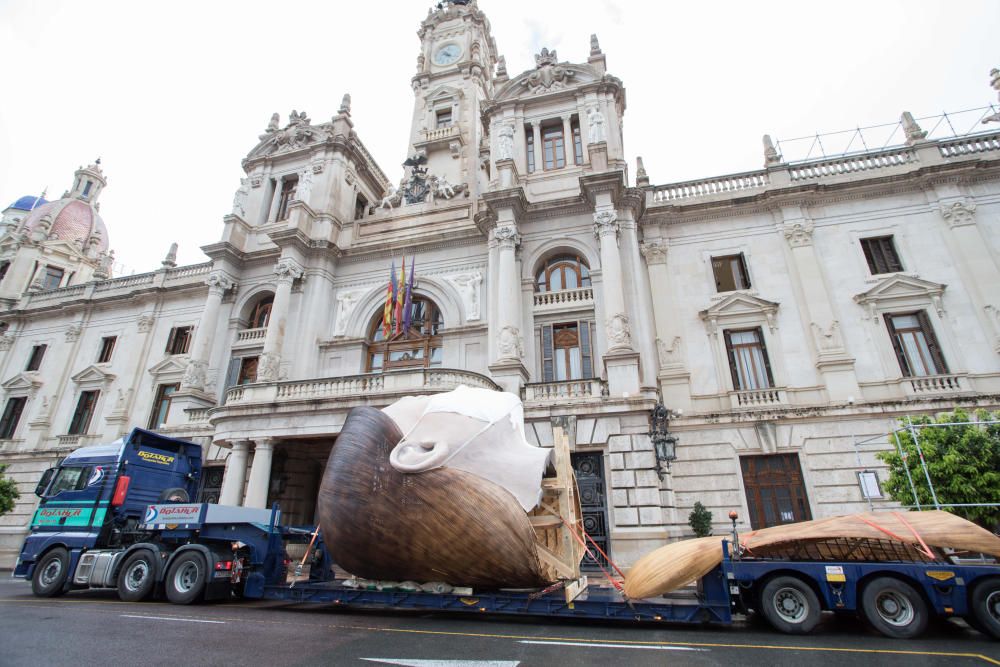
left=688, top=501, right=713, bottom=537
left=877, top=410, right=1000, bottom=529
left=0, top=464, right=19, bottom=516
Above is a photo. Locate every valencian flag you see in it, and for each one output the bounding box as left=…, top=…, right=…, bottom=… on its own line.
left=402, top=257, right=415, bottom=334
left=382, top=260, right=397, bottom=337
left=393, top=257, right=406, bottom=336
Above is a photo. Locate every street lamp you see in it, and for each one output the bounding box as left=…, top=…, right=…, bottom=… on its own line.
left=648, top=402, right=678, bottom=480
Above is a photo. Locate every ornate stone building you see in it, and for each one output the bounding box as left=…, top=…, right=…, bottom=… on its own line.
left=1, top=1, right=999, bottom=568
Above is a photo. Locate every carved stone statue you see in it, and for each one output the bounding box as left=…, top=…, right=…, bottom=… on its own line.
left=296, top=168, right=313, bottom=203
left=257, top=351, right=281, bottom=382
left=496, top=122, right=515, bottom=160
left=983, top=68, right=1000, bottom=124
left=339, top=93, right=352, bottom=115
left=162, top=242, right=178, bottom=268
left=182, top=359, right=208, bottom=390
left=436, top=175, right=456, bottom=198
left=498, top=325, right=523, bottom=358
left=606, top=313, right=631, bottom=349
left=334, top=290, right=360, bottom=335
left=379, top=184, right=398, bottom=210
left=266, top=112, right=280, bottom=133
left=762, top=135, right=782, bottom=165
left=587, top=106, right=606, bottom=144
left=447, top=272, right=482, bottom=321
left=232, top=177, right=251, bottom=217
left=496, top=55, right=507, bottom=78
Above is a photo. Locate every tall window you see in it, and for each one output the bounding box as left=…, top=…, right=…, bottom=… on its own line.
left=148, top=383, right=179, bottom=429
left=26, top=344, right=47, bottom=372
left=82, top=180, right=93, bottom=198
left=724, top=328, right=774, bottom=391
left=572, top=120, right=583, bottom=165
left=276, top=177, right=298, bottom=221
left=68, top=390, right=99, bottom=435
left=861, top=236, right=903, bottom=274
left=355, top=194, right=369, bottom=221
left=526, top=130, right=535, bottom=173
left=237, top=357, right=259, bottom=384
left=535, top=255, right=591, bottom=292
left=43, top=266, right=65, bottom=290
left=97, top=336, right=117, bottom=363
left=368, top=298, right=443, bottom=372
left=436, top=109, right=453, bottom=127
left=541, top=322, right=594, bottom=382
left=885, top=312, right=948, bottom=377
left=250, top=297, right=273, bottom=329
left=0, top=397, right=27, bottom=439
left=542, top=125, right=566, bottom=170
left=165, top=326, right=193, bottom=355
left=712, top=254, right=751, bottom=292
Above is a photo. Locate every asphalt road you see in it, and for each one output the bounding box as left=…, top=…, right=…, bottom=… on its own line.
left=1, top=578, right=997, bottom=666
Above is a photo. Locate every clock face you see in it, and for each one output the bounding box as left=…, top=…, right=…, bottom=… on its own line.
left=433, top=43, right=462, bottom=66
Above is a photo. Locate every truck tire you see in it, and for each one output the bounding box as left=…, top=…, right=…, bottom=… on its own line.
left=165, top=552, right=206, bottom=604
left=969, top=577, right=1000, bottom=640
left=860, top=576, right=928, bottom=639
left=759, top=575, right=821, bottom=634
left=117, top=551, right=157, bottom=602
left=31, top=547, right=70, bottom=598
left=158, top=487, right=190, bottom=503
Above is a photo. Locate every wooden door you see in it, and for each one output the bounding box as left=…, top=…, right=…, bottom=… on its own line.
left=740, top=453, right=812, bottom=529
left=571, top=452, right=610, bottom=568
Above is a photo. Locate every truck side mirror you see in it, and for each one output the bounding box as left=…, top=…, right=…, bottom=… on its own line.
left=34, top=468, right=56, bottom=497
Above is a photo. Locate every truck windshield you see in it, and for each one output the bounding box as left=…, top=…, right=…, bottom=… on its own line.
left=45, top=466, right=93, bottom=497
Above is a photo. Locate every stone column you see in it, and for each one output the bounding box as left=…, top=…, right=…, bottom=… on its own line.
left=267, top=176, right=284, bottom=223
left=531, top=122, right=543, bottom=172
left=243, top=438, right=274, bottom=509
left=641, top=239, right=691, bottom=410
left=780, top=215, right=859, bottom=400
left=218, top=440, right=250, bottom=506
left=561, top=115, right=574, bottom=165
left=594, top=209, right=640, bottom=396
left=259, top=258, right=303, bottom=382
left=495, top=224, right=523, bottom=362
left=618, top=211, right=658, bottom=390
left=181, top=271, right=236, bottom=391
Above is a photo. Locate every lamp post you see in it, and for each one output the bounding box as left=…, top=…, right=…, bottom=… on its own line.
left=648, top=401, right=678, bottom=480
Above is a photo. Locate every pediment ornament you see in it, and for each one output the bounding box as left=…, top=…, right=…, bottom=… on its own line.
left=1, top=372, right=44, bottom=397
left=147, top=356, right=189, bottom=378
left=71, top=364, right=116, bottom=386
left=854, top=275, right=946, bottom=320
left=247, top=110, right=326, bottom=159
left=699, top=293, right=780, bottom=335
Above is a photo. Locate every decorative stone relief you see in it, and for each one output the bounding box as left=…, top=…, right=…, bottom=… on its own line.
left=782, top=219, right=815, bottom=247
left=901, top=111, right=927, bottom=142
left=274, top=259, right=304, bottom=282
left=182, top=359, right=208, bottom=389
left=205, top=271, right=236, bottom=294
left=250, top=174, right=263, bottom=188
left=811, top=321, right=844, bottom=353
left=495, top=122, right=514, bottom=160
left=587, top=105, right=606, bottom=144
left=445, top=272, right=482, bottom=321
left=137, top=313, right=155, bottom=333
left=232, top=178, right=250, bottom=218
left=295, top=168, right=314, bottom=203
left=333, top=290, right=361, bottom=336
left=606, top=312, right=631, bottom=349
left=494, top=224, right=520, bottom=249
left=497, top=325, right=523, bottom=359
left=940, top=199, right=977, bottom=228
left=983, top=68, right=1000, bottom=124
left=252, top=110, right=322, bottom=157
left=30, top=394, right=55, bottom=425
left=258, top=351, right=281, bottom=382
left=162, top=243, right=178, bottom=268
left=0, top=333, right=14, bottom=351
left=521, top=48, right=576, bottom=94
left=763, top=134, right=782, bottom=165
left=65, top=322, right=82, bottom=342
left=640, top=239, right=668, bottom=265
left=338, top=93, right=352, bottom=116
left=593, top=210, right=619, bottom=240
left=656, top=336, right=682, bottom=368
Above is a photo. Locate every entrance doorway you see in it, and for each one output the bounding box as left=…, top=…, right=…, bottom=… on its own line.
left=740, top=453, right=812, bottom=529
left=571, top=452, right=610, bottom=568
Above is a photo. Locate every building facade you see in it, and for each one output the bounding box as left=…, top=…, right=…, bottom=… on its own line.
left=1, top=1, right=999, bottom=569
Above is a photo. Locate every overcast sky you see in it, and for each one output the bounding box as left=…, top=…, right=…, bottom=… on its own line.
left=1, top=0, right=996, bottom=275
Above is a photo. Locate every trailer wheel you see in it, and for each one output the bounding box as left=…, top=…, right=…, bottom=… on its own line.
left=158, top=487, right=190, bottom=503
left=165, top=552, right=206, bottom=604
left=860, top=577, right=928, bottom=639
left=117, top=551, right=157, bottom=602
left=759, top=576, right=821, bottom=634
left=31, top=547, right=69, bottom=598
left=969, top=577, right=1000, bottom=640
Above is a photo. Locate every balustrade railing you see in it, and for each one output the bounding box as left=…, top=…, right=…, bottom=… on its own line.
left=165, top=262, right=212, bottom=280
left=235, top=327, right=267, bottom=344
left=908, top=374, right=963, bottom=394
left=937, top=132, right=1000, bottom=158
left=533, top=287, right=594, bottom=308
left=523, top=379, right=605, bottom=402
left=652, top=170, right=769, bottom=203
left=26, top=285, right=86, bottom=305
left=732, top=387, right=784, bottom=407
left=422, top=125, right=460, bottom=142
left=788, top=147, right=916, bottom=181
left=186, top=408, right=210, bottom=423
left=94, top=273, right=156, bottom=293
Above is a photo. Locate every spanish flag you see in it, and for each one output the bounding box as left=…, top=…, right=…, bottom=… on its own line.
left=382, top=261, right=396, bottom=337
left=394, top=257, right=406, bottom=336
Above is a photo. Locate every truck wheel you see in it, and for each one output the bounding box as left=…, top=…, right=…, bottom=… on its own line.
left=31, top=547, right=69, bottom=597
left=117, top=551, right=157, bottom=602
left=759, top=575, right=821, bottom=634
left=165, top=552, right=206, bottom=604
left=158, top=487, right=189, bottom=503
left=969, top=577, right=1000, bottom=640
left=860, top=577, right=928, bottom=639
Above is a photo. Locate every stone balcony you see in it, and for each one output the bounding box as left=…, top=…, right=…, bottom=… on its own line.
left=532, top=287, right=594, bottom=313
left=413, top=124, right=462, bottom=153
left=233, top=327, right=267, bottom=347
left=729, top=387, right=788, bottom=409
left=523, top=378, right=607, bottom=404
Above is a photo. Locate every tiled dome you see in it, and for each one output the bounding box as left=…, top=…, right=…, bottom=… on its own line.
left=7, top=195, right=49, bottom=212
left=23, top=199, right=109, bottom=253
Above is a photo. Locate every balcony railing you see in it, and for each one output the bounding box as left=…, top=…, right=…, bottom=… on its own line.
left=651, top=170, right=769, bottom=203
left=234, top=327, right=267, bottom=345
left=533, top=287, right=594, bottom=309
left=225, top=368, right=500, bottom=406
left=788, top=147, right=916, bottom=181
left=731, top=387, right=785, bottom=407
left=907, top=374, right=964, bottom=395
left=523, top=379, right=606, bottom=402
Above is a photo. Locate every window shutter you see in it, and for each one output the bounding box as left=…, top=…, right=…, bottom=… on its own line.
left=541, top=325, right=554, bottom=382
left=165, top=328, right=177, bottom=354
left=580, top=320, right=593, bottom=379
left=723, top=330, right=741, bottom=390
left=883, top=314, right=911, bottom=376
left=224, top=358, right=241, bottom=389
left=916, top=310, right=948, bottom=374
left=756, top=327, right=775, bottom=387
left=737, top=254, right=751, bottom=289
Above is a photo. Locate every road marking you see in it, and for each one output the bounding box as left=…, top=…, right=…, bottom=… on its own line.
left=362, top=660, right=519, bottom=667
left=519, top=640, right=707, bottom=652
left=120, top=614, right=225, bottom=624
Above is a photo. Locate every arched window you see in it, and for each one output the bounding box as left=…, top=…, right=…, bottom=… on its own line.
left=535, top=254, right=591, bottom=293
left=368, top=297, right=444, bottom=372
left=249, top=296, right=273, bottom=329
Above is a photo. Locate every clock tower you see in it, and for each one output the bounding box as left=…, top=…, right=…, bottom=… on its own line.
left=406, top=0, right=498, bottom=200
